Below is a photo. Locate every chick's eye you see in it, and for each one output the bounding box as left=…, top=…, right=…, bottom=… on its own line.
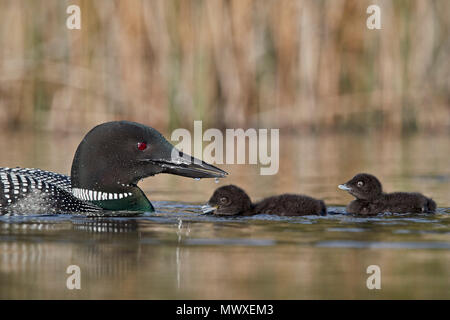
left=357, top=181, right=364, bottom=187
left=137, top=142, right=147, bottom=151
left=220, top=197, right=228, bottom=204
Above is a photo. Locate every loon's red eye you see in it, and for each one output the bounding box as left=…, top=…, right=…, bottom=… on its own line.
left=137, top=142, right=147, bottom=151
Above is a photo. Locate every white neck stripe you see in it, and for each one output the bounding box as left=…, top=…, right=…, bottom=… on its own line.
left=72, top=188, right=132, bottom=202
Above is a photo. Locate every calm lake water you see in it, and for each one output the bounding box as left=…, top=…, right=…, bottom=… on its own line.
left=0, top=130, right=449, bottom=299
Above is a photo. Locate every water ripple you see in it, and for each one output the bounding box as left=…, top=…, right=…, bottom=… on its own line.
left=316, top=240, right=450, bottom=250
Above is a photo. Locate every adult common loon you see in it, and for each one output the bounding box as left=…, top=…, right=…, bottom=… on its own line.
left=0, top=121, right=227, bottom=215
left=203, top=184, right=327, bottom=216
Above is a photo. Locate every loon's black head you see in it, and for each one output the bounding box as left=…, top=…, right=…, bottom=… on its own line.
left=338, top=173, right=383, bottom=201
left=202, top=184, right=252, bottom=216
left=70, top=121, right=227, bottom=211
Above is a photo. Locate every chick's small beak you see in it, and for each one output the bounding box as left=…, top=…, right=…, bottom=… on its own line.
left=338, top=184, right=352, bottom=191
left=201, top=204, right=218, bottom=214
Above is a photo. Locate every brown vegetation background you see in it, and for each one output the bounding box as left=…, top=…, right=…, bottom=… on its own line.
left=0, top=0, right=449, bottom=133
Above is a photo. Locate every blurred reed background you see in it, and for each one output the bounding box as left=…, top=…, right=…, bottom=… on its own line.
left=0, top=0, right=448, bottom=133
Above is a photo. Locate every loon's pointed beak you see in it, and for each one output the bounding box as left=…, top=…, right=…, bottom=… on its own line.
left=148, top=149, right=228, bottom=179
left=338, top=184, right=352, bottom=191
